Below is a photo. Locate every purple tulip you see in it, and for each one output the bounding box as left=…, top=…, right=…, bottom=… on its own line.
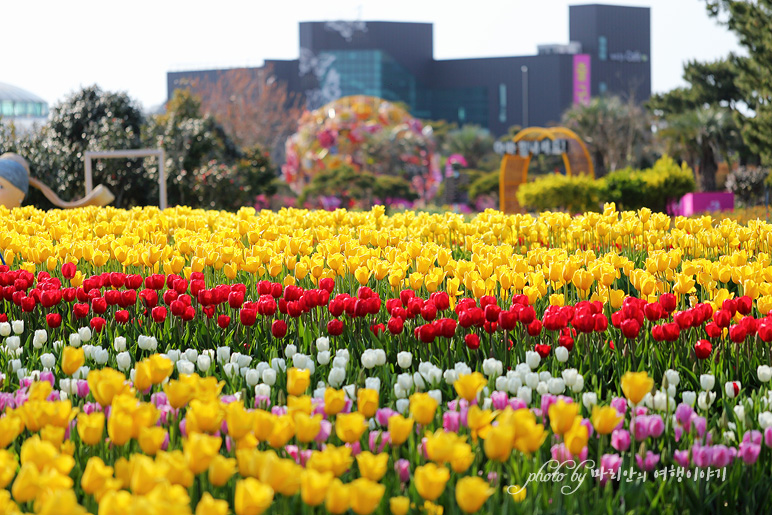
left=76, top=380, right=90, bottom=398
left=674, top=425, right=683, bottom=442
left=508, top=398, right=527, bottom=411
left=447, top=399, right=459, bottom=411
left=342, top=399, right=353, bottom=414
left=711, top=445, right=733, bottom=468
left=300, top=449, right=313, bottom=466
left=581, top=418, right=594, bottom=439
left=599, top=453, right=622, bottom=486
left=254, top=396, right=271, bottom=410
left=738, top=442, right=761, bottom=465
left=691, top=416, right=707, bottom=438
left=39, top=370, right=55, bottom=387
left=633, top=416, right=650, bottom=440
left=743, top=430, right=762, bottom=446
left=611, top=429, right=631, bottom=452
left=83, top=402, right=99, bottom=415
left=151, top=392, right=169, bottom=407
left=443, top=411, right=460, bottom=432
left=674, top=449, right=690, bottom=468
left=610, top=396, right=627, bottom=414
left=0, top=393, right=15, bottom=411
left=459, top=405, right=469, bottom=428
left=271, top=406, right=287, bottom=416
left=346, top=441, right=362, bottom=456
left=491, top=391, right=509, bottom=410
left=395, top=458, right=411, bottom=482
left=220, top=394, right=238, bottom=404
left=487, top=471, right=499, bottom=485
left=315, top=419, right=332, bottom=443
left=369, top=431, right=389, bottom=453
left=179, top=418, right=187, bottom=438
left=765, top=427, right=772, bottom=448
left=375, top=408, right=397, bottom=427
left=635, top=451, right=660, bottom=472
left=551, top=443, right=574, bottom=465
left=634, top=406, right=648, bottom=416
left=161, top=431, right=170, bottom=451
left=675, top=403, right=693, bottom=429
left=647, top=415, right=664, bottom=438
left=692, top=444, right=711, bottom=468
left=541, top=394, right=557, bottom=419
left=285, top=445, right=300, bottom=462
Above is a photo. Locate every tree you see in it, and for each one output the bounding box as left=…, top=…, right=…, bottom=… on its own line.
left=705, top=1, right=772, bottom=167
left=43, top=85, right=150, bottom=207
left=562, top=96, right=651, bottom=177
left=193, top=67, right=303, bottom=165
left=656, top=106, right=739, bottom=191
left=297, top=165, right=376, bottom=209
left=442, top=125, right=496, bottom=171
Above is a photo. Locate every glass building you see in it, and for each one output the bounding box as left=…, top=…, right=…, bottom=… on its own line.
left=0, top=82, right=49, bottom=119
left=168, top=5, right=651, bottom=136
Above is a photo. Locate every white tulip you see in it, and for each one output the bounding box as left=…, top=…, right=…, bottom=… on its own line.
left=454, top=362, right=472, bottom=376
left=664, top=369, right=680, bottom=387
left=223, top=363, right=239, bottom=379
left=245, top=369, right=261, bottom=387
left=682, top=391, right=696, bottom=407
left=733, top=404, right=745, bottom=421
left=114, top=337, right=127, bottom=352
left=723, top=431, right=736, bottom=443
left=33, top=330, right=47, bottom=349
left=40, top=353, right=55, bottom=369
left=426, top=367, right=442, bottom=386
left=328, top=368, right=346, bottom=388
left=5, top=336, right=20, bottom=352
left=507, top=376, right=523, bottom=394
left=68, top=333, right=82, bottom=348
left=83, top=345, right=95, bottom=360
left=539, top=371, right=552, bottom=382
left=316, top=337, right=330, bottom=352
left=361, top=350, right=377, bottom=369
left=59, top=378, right=71, bottom=393
left=428, top=389, right=442, bottom=405
left=74, top=366, right=89, bottom=379
left=317, top=351, right=331, bottom=366
left=332, top=357, right=348, bottom=369
left=365, top=377, right=380, bottom=391
left=216, top=346, right=231, bottom=364
left=293, top=354, right=309, bottom=370
left=285, top=344, right=297, bottom=359
left=374, top=349, right=386, bottom=366
left=94, top=348, right=109, bottom=365
left=12, top=320, right=24, bottom=334
left=184, top=348, right=199, bottom=363
left=561, top=369, right=578, bottom=388
left=547, top=378, right=565, bottom=394
left=443, top=369, right=459, bottom=385
left=237, top=354, right=252, bottom=368
left=255, top=384, right=271, bottom=397
left=667, top=384, right=677, bottom=399
left=495, top=376, right=508, bottom=392
left=700, top=374, right=715, bottom=391
left=525, top=351, right=541, bottom=370
left=758, top=365, right=772, bottom=383
left=482, top=397, right=492, bottom=410
left=336, top=349, right=350, bottom=362
left=524, top=372, right=539, bottom=389
left=398, top=373, right=413, bottom=391
left=396, top=398, right=409, bottom=415
left=78, top=326, right=92, bottom=342
left=555, top=346, right=569, bottom=363
left=582, top=392, right=598, bottom=410
left=397, top=351, right=412, bottom=369
left=536, top=381, right=549, bottom=395
left=697, top=391, right=716, bottom=410
left=255, top=361, right=269, bottom=375
left=343, top=384, right=356, bottom=399
left=166, top=349, right=181, bottom=363
left=652, top=391, right=669, bottom=411
left=724, top=381, right=741, bottom=399
left=313, top=387, right=326, bottom=399
left=394, top=384, right=407, bottom=399
left=413, top=372, right=426, bottom=391
left=758, top=411, right=772, bottom=429
left=0, top=322, right=10, bottom=337
left=271, top=358, right=286, bottom=373
left=482, top=358, right=503, bottom=378
left=197, top=355, right=212, bottom=373
left=117, top=352, right=132, bottom=371
left=262, top=368, right=277, bottom=386
left=176, top=360, right=194, bottom=375
left=53, top=340, right=63, bottom=351
left=571, top=375, right=585, bottom=393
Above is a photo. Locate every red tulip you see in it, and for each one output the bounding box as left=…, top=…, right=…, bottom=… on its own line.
left=319, top=278, right=335, bottom=293
left=73, top=303, right=89, bottom=319
left=659, top=293, right=677, bottom=313
left=90, top=317, right=107, bottom=332
left=420, top=302, right=437, bottom=322
left=464, top=333, right=480, bottom=350
left=151, top=306, right=168, bottom=323
left=527, top=320, right=543, bottom=336
left=115, top=310, right=129, bottom=324
left=729, top=324, right=747, bottom=343
left=593, top=313, right=608, bottom=332
left=498, top=310, right=518, bottom=331
left=705, top=321, right=722, bottom=339
left=46, top=313, right=62, bottom=328
left=327, top=319, right=344, bottom=336
left=620, top=318, right=640, bottom=339
left=91, top=297, right=107, bottom=315
left=217, top=314, right=231, bottom=329
left=61, top=262, right=77, bottom=279
left=535, top=344, right=551, bottom=358
left=418, top=324, right=436, bottom=343
left=694, top=339, right=712, bottom=360
left=239, top=308, right=257, bottom=327
left=387, top=317, right=404, bottom=335
left=271, top=320, right=288, bottom=339
left=758, top=320, right=772, bottom=342
left=714, top=309, right=732, bottom=328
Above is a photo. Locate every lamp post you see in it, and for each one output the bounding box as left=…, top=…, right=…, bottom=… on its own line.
left=521, top=65, right=529, bottom=127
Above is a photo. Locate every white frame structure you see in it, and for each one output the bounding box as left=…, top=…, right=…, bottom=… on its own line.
left=84, top=149, right=167, bottom=209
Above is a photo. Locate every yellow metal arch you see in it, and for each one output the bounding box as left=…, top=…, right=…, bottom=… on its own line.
left=499, top=126, right=594, bottom=214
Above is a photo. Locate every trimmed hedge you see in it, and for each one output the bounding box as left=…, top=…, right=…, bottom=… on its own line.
left=516, top=155, right=696, bottom=213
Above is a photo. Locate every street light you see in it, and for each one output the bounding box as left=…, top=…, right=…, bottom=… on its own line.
left=521, top=65, right=529, bottom=127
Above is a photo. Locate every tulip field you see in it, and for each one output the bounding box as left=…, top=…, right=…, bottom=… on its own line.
left=2, top=203, right=772, bottom=514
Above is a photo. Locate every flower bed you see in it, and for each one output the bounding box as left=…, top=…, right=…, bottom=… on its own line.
left=1, top=203, right=772, bottom=513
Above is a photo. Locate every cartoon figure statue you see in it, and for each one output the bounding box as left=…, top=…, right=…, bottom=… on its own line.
left=0, top=152, right=115, bottom=209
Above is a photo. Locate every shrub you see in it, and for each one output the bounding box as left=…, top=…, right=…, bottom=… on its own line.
left=603, top=168, right=648, bottom=210
left=727, top=166, right=768, bottom=206
left=468, top=171, right=500, bottom=202
left=639, top=155, right=697, bottom=212
left=516, top=174, right=606, bottom=213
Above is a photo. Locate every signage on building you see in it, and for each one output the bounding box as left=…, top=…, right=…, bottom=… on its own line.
left=609, top=51, right=648, bottom=63
left=572, top=54, right=591, bottom=105
left=494, top=139, right=568, bottom=157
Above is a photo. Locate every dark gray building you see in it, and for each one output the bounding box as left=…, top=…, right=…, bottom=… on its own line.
left=167, top=4, right=650, bottom=136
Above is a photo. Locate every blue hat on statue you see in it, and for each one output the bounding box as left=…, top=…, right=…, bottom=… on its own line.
left=0, top=154, right=30, bottom=196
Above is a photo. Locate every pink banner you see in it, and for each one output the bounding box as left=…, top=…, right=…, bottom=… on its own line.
left=573, top=54, right=591, bottom=105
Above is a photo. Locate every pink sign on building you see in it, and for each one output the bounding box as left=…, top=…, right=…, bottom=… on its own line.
left=573, top=54, right=591, bottom=105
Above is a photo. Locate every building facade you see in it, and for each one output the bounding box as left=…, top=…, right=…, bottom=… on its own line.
left=167, top=4, right=650, bottom=136
left=0, top=82, right=49, bottom=133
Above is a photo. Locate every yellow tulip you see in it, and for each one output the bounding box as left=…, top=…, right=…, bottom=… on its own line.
left=294, top=412, right=322, bottom=443
left=414, top=463, right=450, bottom=501
left=325, top=478, right=351, bottom=515
left=0, top=450, right=17, bottom=488
left=356, top=451, right=389, bottom=481
left=325, top=388, right=347, bottom=416
left=183, top=433, right=222, bottom=475
left=61, top=346, right=84, bottom=376
left=456, top=476, right=494, bottom=513
left=564, top=417, right=589, bottom=456
left=335, top=412, right=368, bottom=443
left=287, top=368, right=311, bottom=396
left=300, top=469, right=334, bottom=507
left=138, top=426, right=166, bottom=456
left=357, top=388, right=379, bottom=418
left=88, top=368, right=133, bottom=407
left=196, top=492, right=229, bottom=515
left=483, top=424, right=515, bottom=462
left=621, top=371, right=654, bottom=405
left=349, top=477, right=386, bottom=515
left=208, top=454, right=237, bottom=487
left=235, top=477, right=274, bottom=515
left=591, top=405, right=623, bottom=435
left=453, top=372, right=487, bottom=402
left=387, top=415, right=414, bottom=446
left=389, top=496, right=410, bottom=515
left=409, top=392, right=438, bottom=425
left=548, top=400, right=579, bottom=436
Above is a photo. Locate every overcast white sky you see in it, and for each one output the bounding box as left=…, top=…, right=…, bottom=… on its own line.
left=4, top=0, right=741, bottom=111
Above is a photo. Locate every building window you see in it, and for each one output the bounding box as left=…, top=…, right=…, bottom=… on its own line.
left=598, top=36, right=607, bottom=61
left=458, top=106, right=466, bottom=123
left=599, top=82, right=607, bottom=94
left=498, top=83, right=507, bottom=123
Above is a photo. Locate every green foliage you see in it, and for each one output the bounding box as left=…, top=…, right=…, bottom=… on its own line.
left=372, top=175, right=418, bottom=203
left=516, top=174, right=606, bottom=214
left=236, top=145, right=279, bottom=199
left=442, top=125, right=497, bottom=171
left=468, top=171, right=500, bottom=201
left=705, top=1, right=772, bottom=167
left=297, top=166, right=376, bottom=208
left=727, top=166, right=769, bottom=206
left=516, top=156, right=696, bottom=213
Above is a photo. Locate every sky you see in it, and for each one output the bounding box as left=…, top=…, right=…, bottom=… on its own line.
left=4, top=0, right=742, bottom=111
